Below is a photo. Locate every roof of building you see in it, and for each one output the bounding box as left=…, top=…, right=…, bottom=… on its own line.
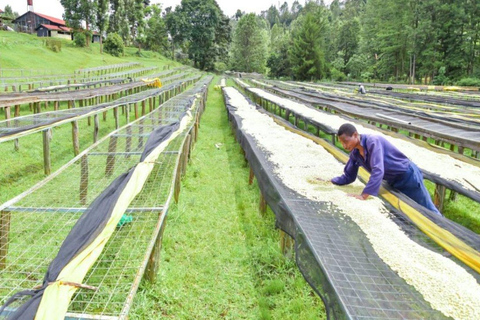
left=37, top=24, right=72, bottom=32
left=35, top=12, right=66, bottom=26
left=0, top=9, right=4, bottom=14
left=14, top=11, right=66, bottom=26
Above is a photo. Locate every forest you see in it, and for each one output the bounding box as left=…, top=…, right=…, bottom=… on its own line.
left=2, top=0, right=480, bottom=85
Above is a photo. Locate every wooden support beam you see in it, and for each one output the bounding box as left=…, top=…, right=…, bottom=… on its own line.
left=72, top=121, right=80, bottom=156
left=14, top=105, right=20, bottom=117
left=449, top=190, right=457, bottom=201
left=259, top=191, right=267, bottom=215
left=144, top=218, right=167, bottom=282
left=433, top=184, right=446, bottom=213
left=4, top=106, right=11, bottom=120
left=134, top=103, right=139, bottom=119
left=43, top=129, right=52, bottom=175
left=142, top=100, right=146, bottom=116
left=80, top=155, right=89, bottom=205
left=93, top=114, right=99, bottom=143
left=279, top=230, right=294, bottom=257
left=249, top=167, right=255, bottom=185
left=114, top=107, right=119, bottom=129
left=126, top=104, right=130, bottom=123
left=105, top=136, right=118, bottom=177
left=126, top=126, right=132, bottom=157
left=0, top=210, right=11, bottom=270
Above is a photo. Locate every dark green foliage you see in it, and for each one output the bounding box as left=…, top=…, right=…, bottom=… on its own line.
left=230, top=13, right=268, bottom=73
left=456, top=78, right=480, bottom=87
left=104, top=32, right=124, bottom=56
left=95, top=0, right=109, bottom=53
left=60, top=0, right=96, bottom=46
left=144, top=4, right=169, bottom=54
left=45, top=39, right=62, bottom=52
left=73, top=32, right=87, bottom=47
left=165, top=0, right=231, bottom=70
left=289, top=4, right=327, bottom=81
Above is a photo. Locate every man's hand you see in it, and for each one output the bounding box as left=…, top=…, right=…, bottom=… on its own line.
left=348, top=193, right=370, bottom=200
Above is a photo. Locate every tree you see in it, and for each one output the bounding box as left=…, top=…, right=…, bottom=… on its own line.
left=60, top=0, right=96, bottom=46
left=230, top=13, right=268, bottom=73
left=289, top=4, right=328, bottom=80
left=144, top=4, right=169, bottom=54
left=108, top=0, right=130, bottom=42
left=94, top=0, right=109, bottom=53
left=126, top=0, right=147, bottom=49
left=167, top=0, right=230, bottom=70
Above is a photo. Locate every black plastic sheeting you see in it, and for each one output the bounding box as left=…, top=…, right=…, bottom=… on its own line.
left=224, top=89, right=480, bottom=319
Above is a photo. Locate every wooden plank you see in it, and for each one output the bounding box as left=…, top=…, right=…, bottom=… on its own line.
left=80, top=155, right=89, bottom=205
left=43, top=129, right=52, bottom=175
left=72, top=121, right=80, bottom=156
left=0, top=210, right=11, bottom=270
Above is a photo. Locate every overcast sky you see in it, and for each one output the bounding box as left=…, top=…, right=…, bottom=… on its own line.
left=2, top=0, right=332, bottom=20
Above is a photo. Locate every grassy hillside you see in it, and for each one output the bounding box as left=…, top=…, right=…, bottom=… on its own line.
left=0, top=30, right=180, bottom=72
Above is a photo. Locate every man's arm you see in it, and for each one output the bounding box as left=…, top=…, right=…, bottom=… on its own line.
left=331, top=158, right=359, bottom=185
left=361, top=140, right=385, bottom=197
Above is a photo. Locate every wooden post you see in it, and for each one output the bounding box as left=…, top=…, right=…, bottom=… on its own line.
left=93, top=114, right=99, bottom=143
left=144, top=217, right=167, bottom=282
left=138, top=120, right=144, bottom=149
left=72, top=121, right=80, bottom=156
left=4, top=106, right=11, bottom=120
left=249, top=167, right=255, bottom=185
left=103, top=111, right=107, bottom=121
left=80, top=155, right=89, bottom=205
left=279, top=230, right=294, bottom=257
left=126, top=126, right=132, bottom=156
left=54, top=101, right=59, bottom=111
left=142, top=100, right=146, bottom=116
left=43, top=128, right=52, bottom=175
left=433, top=184, right=446, bottom=213
left=449, top=191, right=457, bottom=202
left=174, top=158, right=182, bottom=203
left=126, top=104, right=130, bottom=123
left=0, top=210, right=11, bottom=270
left=259, top=191, right=267, bottom=215
left=105, top=136, right=118, bottom=177
left=14, top=105, right=20, bottom=117
left=114, top=107, right=119, bottom=129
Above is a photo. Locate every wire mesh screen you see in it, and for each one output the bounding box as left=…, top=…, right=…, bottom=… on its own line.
left=0, top=75, right=212, bottom=319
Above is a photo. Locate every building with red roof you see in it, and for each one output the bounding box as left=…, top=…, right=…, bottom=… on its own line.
left=13, top=11, right=72, bottom=39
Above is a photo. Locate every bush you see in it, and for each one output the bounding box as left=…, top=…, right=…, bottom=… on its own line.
left=214, top=62, right=228, bottom=73
left=45, top=39, right=61, bottom=52
left=330, top=68, right=346, bottom=81
left=73, top=32, right=86, bottom=47
left=456, top=77, right=480, bottom=87
left=104, top=33, right=124, bottom=57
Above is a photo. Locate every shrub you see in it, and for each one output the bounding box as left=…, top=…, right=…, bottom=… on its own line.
left=104, top=33, right=124, bottom=57
left=330, top=68, right=346, bottom=81
left=73, top=32, right=86, bottom=47
left=456, top=77, right=480, bottom=87
left=45, top=39, right=61, bottom=52
left=214, top=62, right=228, bottom=73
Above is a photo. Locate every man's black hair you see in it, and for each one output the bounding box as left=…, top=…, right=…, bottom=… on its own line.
left=338, top=123, right=357, bottom=137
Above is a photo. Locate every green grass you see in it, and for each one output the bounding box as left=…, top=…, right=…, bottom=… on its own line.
left=129, top=77, right=324, bottom=319
left=0, top=31, right=180, bottom=73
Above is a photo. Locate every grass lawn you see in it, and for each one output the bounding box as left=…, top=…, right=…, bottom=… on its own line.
left=129, top=77, right=324, bottom=319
